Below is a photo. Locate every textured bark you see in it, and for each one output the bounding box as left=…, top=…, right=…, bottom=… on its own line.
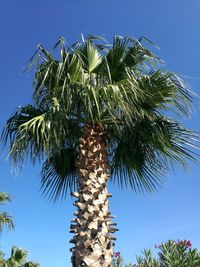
left=70, top=124, right=117, bottom=267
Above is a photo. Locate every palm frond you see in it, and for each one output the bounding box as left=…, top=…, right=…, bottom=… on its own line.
left=0, top=192, right=15, bottom=232
left=0, top=192, right=12, bottom=204
left=2, top=104, right=81, bottom=166
left=138, top=71, right=193, bottom=116
left=0, top=212, right=15, bottom=232
left=2, top=105, right=48, bottom=164
left=103, top=36, right=159, bottom=82
left=110, top=116, right=199, bottom=192
left=76, top=40, right=102, bottom=73
left=40, top=148, right=77, bottom=202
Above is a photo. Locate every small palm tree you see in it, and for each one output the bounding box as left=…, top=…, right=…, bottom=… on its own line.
left=0, top=192, right=15, bottom=232
left=4, top=246, right=27, bottom=267
left=2, top=246, right=40, bottom=267
left=2, top=35, right=199, bottom=266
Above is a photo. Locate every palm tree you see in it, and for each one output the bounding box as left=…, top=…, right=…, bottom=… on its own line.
left=3, top=246, right=27, bottom=267
left=2, top=35, right=199, bottom=267
left=0, top=192, right=15, bottom=232
left=2, top=246, right=40, bottom=267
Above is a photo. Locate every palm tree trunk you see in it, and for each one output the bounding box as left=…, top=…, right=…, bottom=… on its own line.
left=70, top=123, right=117, bottom=267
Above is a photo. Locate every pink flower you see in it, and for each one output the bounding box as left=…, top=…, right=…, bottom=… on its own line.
left=113, top=252, right=120, bottom=258
left=176, top=239, right=192, bottom=248
left=177, top=240, right=182, bottom=246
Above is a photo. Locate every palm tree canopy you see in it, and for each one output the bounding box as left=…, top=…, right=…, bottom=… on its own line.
left=2, top=35, right=199, bottom=200
left=3, top=246, right=40, bottom=267
left=9, top=246, right=27, bottom=265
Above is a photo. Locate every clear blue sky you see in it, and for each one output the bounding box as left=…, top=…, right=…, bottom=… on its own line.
left=0, top=0, right=200, bottom=266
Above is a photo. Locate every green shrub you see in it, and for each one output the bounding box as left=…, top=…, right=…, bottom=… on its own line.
left=112, top=239, right=200, bottom=267
left=157, top=239, right=200, bottom=267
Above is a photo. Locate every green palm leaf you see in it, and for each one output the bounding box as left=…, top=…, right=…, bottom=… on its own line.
left=41, top=148, right=77, bottom=201
left=0, top=192, right=12, bottom=204
left=111, top=116, right=199, bottom=192
left=0, top=192, right=15, bottom=232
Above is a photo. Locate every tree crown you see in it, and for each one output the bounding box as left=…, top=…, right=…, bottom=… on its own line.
left=2, top=35, right=199, bottom=200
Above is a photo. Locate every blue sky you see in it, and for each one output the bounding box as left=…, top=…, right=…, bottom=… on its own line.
left=0, top=0, right=200, bottom=266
